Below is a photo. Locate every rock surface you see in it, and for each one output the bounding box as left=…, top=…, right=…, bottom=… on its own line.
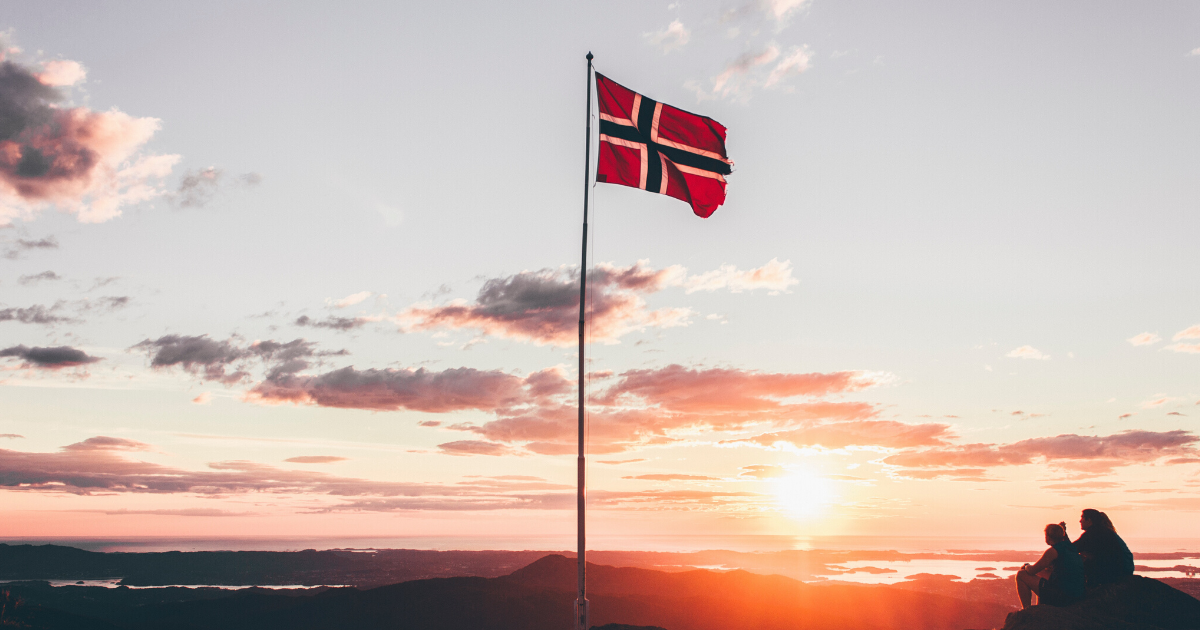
left=1001, top=576, right=1200, bottom=630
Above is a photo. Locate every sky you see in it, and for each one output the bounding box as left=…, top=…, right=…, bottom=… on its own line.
left=1, top=0, right=1199, bottom=546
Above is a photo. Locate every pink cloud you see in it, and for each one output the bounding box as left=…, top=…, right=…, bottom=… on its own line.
left=595, top=364, right=880, bottom=414
left=0, top=54, right=179, bottom=224
left=1006, top=345, right=1050, bottom=360
left=62, top=436, right=153, bottom=452
left=764, top=46, right=812, bottom=88
left=1173, top=324, right=1200, bottom=341
left=730, top=419, right=955, bottom=451
left=284, top=456, right=347, bottom=464
left=437, top=440, right=521, bottom=457
left=1127, top=332, right=1161, bottom=346
left=892, top=468, right=990, bottom=481
left=681, top=258, right=798, bottom=293
left=739, top=465, right=788, bottom=479
left=1165, top=342, right=1200, bottom=354
left=623, top=473, right=719, bottom=481
left=1, top=438, right=767, bottom=512
left=439, top=365, right=883, bottom=455
left=885, top=430, right=1199, bottom=477
left=35, top=59, right=86, bottom=87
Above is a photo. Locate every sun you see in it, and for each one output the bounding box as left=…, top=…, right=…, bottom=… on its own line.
left=771, top=472, right=836, bottom=519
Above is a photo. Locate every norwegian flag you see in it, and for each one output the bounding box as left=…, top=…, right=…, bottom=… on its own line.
left=595, top=72, right=733, bottom=218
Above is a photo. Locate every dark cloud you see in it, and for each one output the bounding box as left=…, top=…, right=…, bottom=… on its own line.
left=132, top=335, right=341, bottom=385
left=132, top=335, right=251, bottom=384
left=295, top=315, right=369, bottom=331
left=0, top=303, right=73, bottom=324
left=250, top=365, right=531, bottom=412
left=3, top=236, right=58, bottom=259
left=400, top=262, right=688, bottom=346
left=17, top=270, right=59, bottom=285
left=284, top=456, right=348, bottom=464
left=85, top=295, right=131, bottom=311
left=0, top=344, right=99, bottom=368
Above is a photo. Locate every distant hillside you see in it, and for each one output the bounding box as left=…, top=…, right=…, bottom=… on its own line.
left=0, top=543, right=549, bottom=587
left=1, top=554, right=1013, bottom=630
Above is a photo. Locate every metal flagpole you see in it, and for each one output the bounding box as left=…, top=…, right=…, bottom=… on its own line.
left=574, top=51, right=593, bottom=630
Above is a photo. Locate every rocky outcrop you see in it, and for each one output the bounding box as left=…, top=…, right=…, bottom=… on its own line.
left=1001, top=576, right=1200, bottom=630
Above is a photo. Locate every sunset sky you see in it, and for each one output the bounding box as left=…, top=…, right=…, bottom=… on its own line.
left=2, top=1, right=1199, bottom=545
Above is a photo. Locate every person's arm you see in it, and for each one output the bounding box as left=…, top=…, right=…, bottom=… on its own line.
left=1023, top=547, right=1058, bottom=575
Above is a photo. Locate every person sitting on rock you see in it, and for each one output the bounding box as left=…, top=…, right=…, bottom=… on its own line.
left=1073, top=509, right=1135, bottom=589
left=1015, top=522, right=1086, bottom=609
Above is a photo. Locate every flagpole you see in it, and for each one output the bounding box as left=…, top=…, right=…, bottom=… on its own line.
left=574, top=51, right=593, bottom=630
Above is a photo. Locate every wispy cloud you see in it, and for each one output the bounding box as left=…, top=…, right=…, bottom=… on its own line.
left=646, top=20, right=690, bottom=53
left=1006, top=345, right=1050, bottom=360
left=1165, top=324, right=1200, bottom=353
left=691, top=44, right=814, bottom=101
left=0, top=439, right=759, bottom=512
left=1127, top=332, right=1161, bottom=346
left=172, top=167, right=261, bottom=208
left=885, top=430, right=1199, bottom=477
left=331, top=291, right=372, bottom=308
left=0, top=303, right=74, bottom=325
left=132, top=335, right=341, bottom=385
left=682, top=258, right=797, bottom=293
left=17, top=270, right=60, bottom=285
left=295, top=315, right=374, bottom=331
left=284, top=455, right=347, bottom=464
left=3, top=235, right=58, bottom=259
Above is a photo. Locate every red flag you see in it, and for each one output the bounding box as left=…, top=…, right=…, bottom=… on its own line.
left=595, top=73, right=733, bottom=218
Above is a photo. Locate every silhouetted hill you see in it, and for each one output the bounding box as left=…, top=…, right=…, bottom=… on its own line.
left=1001, top=575, right=1200, bottom=630
left=0, top=544, right=548, bottom=587
left=2, top=554, right=1014, bottom=630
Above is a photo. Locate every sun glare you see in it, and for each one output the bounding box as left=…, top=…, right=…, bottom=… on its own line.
left=771, top=472, right=836, bottom=519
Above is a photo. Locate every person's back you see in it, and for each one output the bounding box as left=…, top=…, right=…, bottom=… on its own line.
left=1075, top=528, right=1134, bottom=587
left=1046, top=539, right=1086, bottom=602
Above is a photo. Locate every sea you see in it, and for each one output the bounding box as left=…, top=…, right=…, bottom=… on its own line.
left=4, top=535, right=1197, bottom=586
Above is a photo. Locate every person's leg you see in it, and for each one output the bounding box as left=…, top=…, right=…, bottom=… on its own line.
left=1015, top=572, right=1039, bottom=609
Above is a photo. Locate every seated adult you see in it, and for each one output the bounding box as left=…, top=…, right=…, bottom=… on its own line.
left=1015, top=523, right=1086, bottom=609
left=1073, top=509, right=1134, bottom=588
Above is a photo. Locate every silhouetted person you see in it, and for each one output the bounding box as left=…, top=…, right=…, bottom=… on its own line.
left=1073, top=509, right=1134, bottom=588
left=1015, top=523, right=1085, bottom=609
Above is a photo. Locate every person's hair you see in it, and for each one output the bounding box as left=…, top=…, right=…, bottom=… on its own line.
left=1045, top=523, right=1067, bottom=543
left=1081, top=509, right=1116, bottom=533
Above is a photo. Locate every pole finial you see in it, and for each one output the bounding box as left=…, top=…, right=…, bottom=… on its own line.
left=586, top=51, right=593, bottom=61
